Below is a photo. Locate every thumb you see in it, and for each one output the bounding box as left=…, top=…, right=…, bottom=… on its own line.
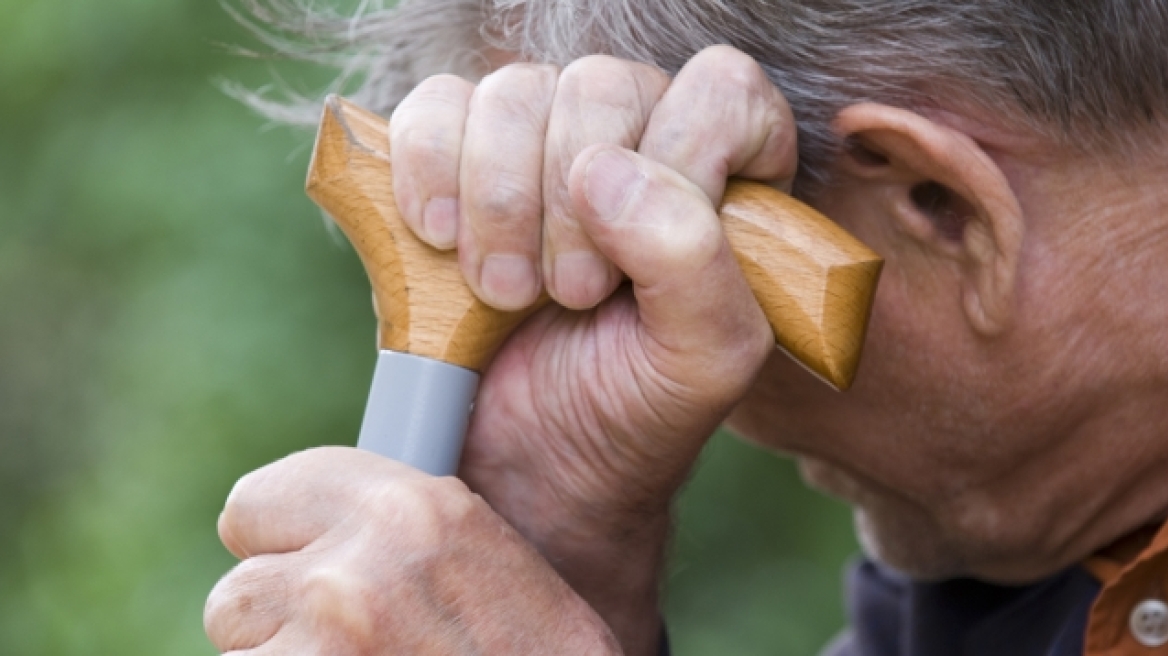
left=569, top=144, right=774, bottom=409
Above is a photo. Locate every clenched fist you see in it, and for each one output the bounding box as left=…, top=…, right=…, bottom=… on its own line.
left=398, top=44, right=795, bottom=649
left=204, top=448, right=619, bottom=655
left=209, top=45, right=799, bottom=655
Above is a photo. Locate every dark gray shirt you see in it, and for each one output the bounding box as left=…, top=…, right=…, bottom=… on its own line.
left=824, top=559, right=1098, bottom=656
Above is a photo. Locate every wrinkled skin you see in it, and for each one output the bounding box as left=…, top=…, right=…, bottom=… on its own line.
left=730, top=109, right=1168, bottom=582
left=208, top=46, right=795, bottom=655
left=205, top=449, right=620, bottom=654
left=206, top=43, right=1168, bottom=654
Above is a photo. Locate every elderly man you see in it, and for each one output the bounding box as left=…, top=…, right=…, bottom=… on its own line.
left=205, top=1, right=1168, bottom=654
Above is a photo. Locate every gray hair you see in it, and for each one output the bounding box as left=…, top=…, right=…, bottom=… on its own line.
left=230, top=0, right=1168, bottom=185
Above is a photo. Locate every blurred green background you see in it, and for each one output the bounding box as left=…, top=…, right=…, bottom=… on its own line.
left=0, top=0, right=858, bottom=653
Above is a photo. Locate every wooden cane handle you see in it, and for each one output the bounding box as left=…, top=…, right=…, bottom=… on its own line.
left=306, top=95, right=882, bottom=390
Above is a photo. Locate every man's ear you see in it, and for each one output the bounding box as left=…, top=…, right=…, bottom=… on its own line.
left=834, top=103, right=1023, bottom=336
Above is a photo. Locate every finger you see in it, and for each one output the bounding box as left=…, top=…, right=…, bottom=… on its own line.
left=569, top=145, right=774, bottom=406
left=390, top=74, right=475, bottom=249
left=221, top=624, right=303, bottom=656
left=205, top=555, right=291, bottom=652
left=224, top=566, right=473, bottom=655
left=640, top=45, right=798, bottom=203
left=219, top=447, right=415, bottom=557
left=541, top=56, right=669, bottom=309
left=459, top=63, right=559, bottom=310
left=223, top=623, right=469, bottom=656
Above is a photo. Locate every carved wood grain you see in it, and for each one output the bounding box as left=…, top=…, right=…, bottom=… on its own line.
left=306, top=95, right=883, bottom=390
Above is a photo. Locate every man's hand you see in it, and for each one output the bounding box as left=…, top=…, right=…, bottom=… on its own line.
left=204, top=45, right=798, bottom=656
left=204, top=448, right=620, bottom=655
left=389, top=45, right=797, bottom=652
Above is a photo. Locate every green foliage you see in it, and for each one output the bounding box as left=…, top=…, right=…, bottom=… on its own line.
left=0, top=0, right=857, bottom=653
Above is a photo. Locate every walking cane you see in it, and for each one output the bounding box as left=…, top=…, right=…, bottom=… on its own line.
left=306, top=95, right=882, bottom=476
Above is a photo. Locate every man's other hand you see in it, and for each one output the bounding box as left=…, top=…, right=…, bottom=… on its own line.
left=204, top=448, right=619, bottom=655
left=389, top=45, right=796, bottom=652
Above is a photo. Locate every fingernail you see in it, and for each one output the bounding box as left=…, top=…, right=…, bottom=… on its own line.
left=553, top=251, right=611, bottom=308
left=584, top=148, right=643, bottom=221
left=423, top=197, right=459, bottom=248
left=481, top=253, right=538, bottom=309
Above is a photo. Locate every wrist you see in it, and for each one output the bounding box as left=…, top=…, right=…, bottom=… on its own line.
left=464, top=447, right=680, bottom=653
left=533, top=511, right=672, bottom=656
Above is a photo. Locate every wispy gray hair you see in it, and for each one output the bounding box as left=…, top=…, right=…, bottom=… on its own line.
left=229, top=0, right=1168, bottom=185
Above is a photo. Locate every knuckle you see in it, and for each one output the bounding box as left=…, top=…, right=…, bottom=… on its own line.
left=204, top=559, right=282, bottom=635
left=672, top=218, right=724, bottom=267
left=425, top=472, right=472, bottom=497
left=486, top=62, right=560, bottom=89
left=417, top=73, right=473, bottom=97
left=370, top=476, right=482, bottom=539
left=300, top=562, right=368, bottom=604
left=204, top=579, right=235, bottom=632
left=476, top=63, right=558, bottom=130
left=557, top=56, right=661, bottom=122
left=427, top=476, right=480, bottom=519
left=661, top=47, right=792, bottom=180
left=219, top=449, right=330, bottom=536
left=560, top=54, right=618, bottom=78
left=412, top=475, right=478, bottom=521
left=559, top=55, right=625, bottom=98
left=394, top=124, right=460, bottom=173
left=221, top=470, right=262, bottom=528
left=392, top=80, right=469, bottom=172
left=365, top=479, right=439, bottom=533
left=299, top=563, right=378, bottom=642
left=400, top=73, right=474, bottom=112
left=468, top=170, right=541, bottom=228
left=645, top=182, right=723, bottom=262
left=698, top=45, right=770, bottom=96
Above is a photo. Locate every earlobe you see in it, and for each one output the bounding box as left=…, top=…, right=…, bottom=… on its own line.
left=834, top=103, right=1024, bottom=336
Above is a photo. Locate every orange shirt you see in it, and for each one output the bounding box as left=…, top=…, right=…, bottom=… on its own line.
left=1084, top=522, right=1168, bottom=654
